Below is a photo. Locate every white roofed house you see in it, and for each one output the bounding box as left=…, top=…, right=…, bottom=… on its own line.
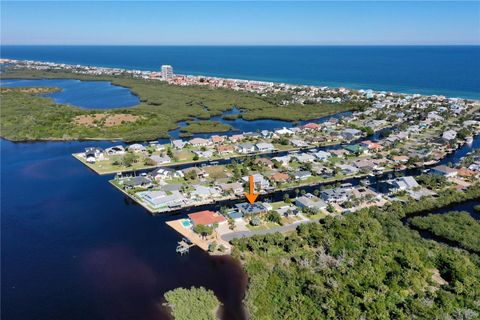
left=295, top=193, right=327, bottom=212
left=149, top=154, right=171, bottom=165
left=171, top=139, right=187, bottom=150
left=313, top=150, right=331, bottom=162
left=335, top=164, right=359, bottom=175
left=293, top=153, right=316, bottom=163
left=84, top=147, right=106, bottom=163
left=290, top=139, right=309, bottom=148
left=442, top=130, right=457, bottom=142
left=256, top=142, right=275, bottom=152
left=127, top=143, right=147, bottom=153
left=189, top=138, right=210, bottom=148
left=272, top=155, right=292, bottom=167
left=387, top=176, right=420, bottom=192
left=237, top=143, right=256, bottom=154
left=190, top=185, right=222, bottom=201
left=275, top=127, right=294, bottom=135
left=242, top=173, right=270, bottom=191
left=431, top=165, right=458, bottom=178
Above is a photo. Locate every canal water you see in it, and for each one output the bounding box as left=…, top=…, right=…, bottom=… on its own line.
left=168, top=107, right=352, bottom=140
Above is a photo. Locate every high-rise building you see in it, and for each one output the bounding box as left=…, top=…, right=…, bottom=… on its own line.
left=161, top=65, right=174, bottom=79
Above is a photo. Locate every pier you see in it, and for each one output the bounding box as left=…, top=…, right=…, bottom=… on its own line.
left=176, top=239, right=194, bottom=255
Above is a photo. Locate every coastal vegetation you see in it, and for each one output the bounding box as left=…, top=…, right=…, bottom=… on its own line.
left=0, top=69, right=366, bottom=142
left=180, top=120, right=232, bottom=134
left=163, top=286, right=220, bottom=320
left=410, top=211, right=480, bottom=254
left=232, top=199, right=480, bottom=319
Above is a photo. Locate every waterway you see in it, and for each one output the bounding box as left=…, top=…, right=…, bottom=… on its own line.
left=168, top=107, right=352, bottom=140
left=0, top=79, right=140, bottom=109
left=1, top=139, right=248, bottom=320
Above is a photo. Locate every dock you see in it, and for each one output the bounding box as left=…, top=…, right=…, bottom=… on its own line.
left=176, top=239, right=194, bottom=255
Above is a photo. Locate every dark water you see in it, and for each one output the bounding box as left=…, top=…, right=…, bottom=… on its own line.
left=0, top=79, right=139, bottom=109
left=2, top=46, right=480, bottom=99
left=0, top=139, right=248, bottom=320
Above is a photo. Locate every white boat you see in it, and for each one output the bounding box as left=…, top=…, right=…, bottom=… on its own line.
left=466, top=136, right=473, bottom=145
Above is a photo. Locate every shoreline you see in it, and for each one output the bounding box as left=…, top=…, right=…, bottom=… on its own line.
left=2, top=52, right=480, bottom=100
left=2, top=58, right=480, bottom=102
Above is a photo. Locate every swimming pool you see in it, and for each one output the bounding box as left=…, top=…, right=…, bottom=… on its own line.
left=182, top=220, right=192, bottom=228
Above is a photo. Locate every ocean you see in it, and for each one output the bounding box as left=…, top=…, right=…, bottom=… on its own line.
left=2, top=45, right=479, bottom=99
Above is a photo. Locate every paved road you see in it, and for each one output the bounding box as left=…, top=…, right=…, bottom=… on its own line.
left=221, top=218, right=314, bottom=242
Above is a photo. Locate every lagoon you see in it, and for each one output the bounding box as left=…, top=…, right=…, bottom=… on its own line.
left=0, top=79, right=139, bottom=109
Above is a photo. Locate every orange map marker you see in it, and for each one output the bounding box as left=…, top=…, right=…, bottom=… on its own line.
left=245, top=175, right=258, bottom=204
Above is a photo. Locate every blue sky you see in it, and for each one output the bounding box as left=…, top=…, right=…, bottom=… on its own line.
left=1, top=1, right=479, bottom=45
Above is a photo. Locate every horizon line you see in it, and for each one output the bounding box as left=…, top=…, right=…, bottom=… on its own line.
left=2, top=43, right=480, bottom=47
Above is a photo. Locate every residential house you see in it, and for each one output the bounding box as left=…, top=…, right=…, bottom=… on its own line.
left=313, top=151, right=331, bottom=161
left=149, top=155, right=171, bottom=165
left=431, top=165, right=458, bottom=178
left=275, top=127, right=294, bottom=135
left=303, top=123, right=321, bottom=131
left=254, top=158, right=274, bottom=168
left=320, top=187, right=353, bottom=203
left=128, top=143, right=146, bottom=153
left=122, top=176, right=152, bottom=189
left=342, top=128, right=362, bottom=140
left=216, top=145, right=235, bottom=155
left=218, top=182, right=244, bottom=195
left=84, top=147, right=106, bottom=163
left=189, top=138, right=210, bottom=147
left=235, top=202, right=268, bottom=216
left=442, top=130, right=457, bottom=142
left=190, top=185, right=221, bottom=200
left=336, top=164, right=359, bottom=175
left=188, top=210, right=227, bottom=227
left=269, top=172, right=290, bottom=184
left=242, top=173, right=270, bottom=190
left=237, top=143, right=256, bottom=154
left=137, top=190, right=186, bottom=210
left=105, top=145, right=125, bottom=155
left=229, top=134, right=245, bottom=143
left=211, top=135, right=225, bottom=145
left=387, top=176, right=420, bottom=192
left=296, top=193, right=327, bottom=212
left=171, top=139, right=187, bottom=150
left=292, top=170, right=312, bottom=180
left=256, top=142, right=275, bottom=152
left=293, top=153, right=316, bottom=163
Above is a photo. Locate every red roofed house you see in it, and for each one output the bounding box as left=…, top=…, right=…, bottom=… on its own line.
left=216, top=145, right=235, bottom=154
left=188, top=210, right=227, bottom=227
left=303, top=123, right=321, bottom=131
left=360, top=140, right=383, bottom=151
left=269, top=172, right=290, bottom=183
left=211, top=135, right=224, bottom=144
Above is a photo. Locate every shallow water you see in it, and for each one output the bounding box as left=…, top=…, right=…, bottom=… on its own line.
left=0, top=79, right=139, bottom=109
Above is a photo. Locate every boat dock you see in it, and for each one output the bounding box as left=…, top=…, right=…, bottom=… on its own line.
left=176, top=238, right=194, bottom=255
